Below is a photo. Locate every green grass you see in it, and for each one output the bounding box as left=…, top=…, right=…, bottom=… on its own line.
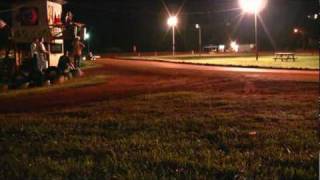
left=0, top=91, right=318, bottom=179
left=0, top=75, right=108, bottom=98
left=130, top=55, right=319, bottom=70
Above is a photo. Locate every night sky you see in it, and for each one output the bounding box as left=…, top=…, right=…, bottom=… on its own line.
left=1, top=0, right=319, bottom=52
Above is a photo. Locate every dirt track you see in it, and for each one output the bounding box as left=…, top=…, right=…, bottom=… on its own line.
left=0, top=58, right=318, bottom=113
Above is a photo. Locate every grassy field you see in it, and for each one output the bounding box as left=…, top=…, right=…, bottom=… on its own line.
left=0, top=89, right=318, bottom=178
left=0, top=59, right=318, bottom=179
left=130, top=55, right=319, bottom=70
left=0, top=74, right=107, bottom=98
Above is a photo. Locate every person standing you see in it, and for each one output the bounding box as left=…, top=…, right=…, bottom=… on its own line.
left=30, top=38, right=39, bottom=71
left=37, top=37, right=49, bottom=72
left=133, top=45, right=137, bottom=54
left=73, top=36, right=85, bottom=68
left=63, top=11, right=74, bottom=53
left=0, top=19, right=12, bottom=59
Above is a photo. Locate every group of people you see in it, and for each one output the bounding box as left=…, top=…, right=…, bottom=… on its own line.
left=31, top=36, right=85, bottom=73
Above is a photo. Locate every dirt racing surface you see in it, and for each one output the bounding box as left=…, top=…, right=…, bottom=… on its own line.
left=0, top=58, right=318, bottom=113
left=0, top=58, right=318, bottom=179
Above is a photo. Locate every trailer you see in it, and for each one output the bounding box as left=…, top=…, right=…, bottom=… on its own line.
left=0, top=0, right=88, bottom=88
left=11, top=0, right=85, bottom=68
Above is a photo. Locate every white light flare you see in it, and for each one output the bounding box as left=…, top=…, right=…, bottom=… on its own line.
left=167, top=16, right=178, bottom=27
left=84, top=33, right=90, bottom=40
left=230, top=41, right=239, bottom=52
left=239, top=0, right=267, bottom=14
left=218, top=45, right=225, bottom=52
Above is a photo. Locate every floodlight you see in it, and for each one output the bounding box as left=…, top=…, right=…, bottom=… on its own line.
left=167, top=16, right=178, bottom=27
left=84, top=33, right=90, bottom=40
left=239, top=0, right=267, bottom=14
left=230, top=41, right=239, bottom=52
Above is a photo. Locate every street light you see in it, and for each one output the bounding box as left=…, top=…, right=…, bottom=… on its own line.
left=293, top=28, right=304, bottom=35
left=167, top=16, right=178, bottom=56
left=195, top=24, right=202, bottom=55
left=230, top=41, right=239, bottom=52
left=84, top=32, right=90, bottom=40
left=293, top=28, right=305, bottom=49
left=84, top=32, right=91, bottom=55
left=239, top=0, right=267, bottom=61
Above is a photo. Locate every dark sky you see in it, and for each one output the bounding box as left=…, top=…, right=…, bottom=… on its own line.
left=1, top=0, right=319, bottom=52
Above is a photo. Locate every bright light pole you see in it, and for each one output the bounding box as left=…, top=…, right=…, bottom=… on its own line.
left=239, top=0, right=267, bottom=61
left=293, top=28, right=299, bottom=34
left=293, top=28, right=305, bottom=49
left=195, top=24, right=202, bottom=56
left=167, top=16, right=178, bottom=56
left=84, top=32, right=91, bottom=54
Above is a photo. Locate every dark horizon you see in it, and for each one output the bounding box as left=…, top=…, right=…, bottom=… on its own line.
left=1, top=0, right=319, bottom=52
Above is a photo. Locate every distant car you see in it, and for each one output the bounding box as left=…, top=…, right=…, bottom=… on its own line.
left=203, top=45, right=218, bottom=53
left=203, top=44, right=225, bottom=53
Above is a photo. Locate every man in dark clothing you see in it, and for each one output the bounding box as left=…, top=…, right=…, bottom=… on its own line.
left=30, top=38, right=39, bottom=72
left=0, top=19, right=12, bottom=59
left=58, top=51, right=74, bottom=74
left=63, top=11, right=75, bottom=53
left=0, top=19, right=15, bottom=78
